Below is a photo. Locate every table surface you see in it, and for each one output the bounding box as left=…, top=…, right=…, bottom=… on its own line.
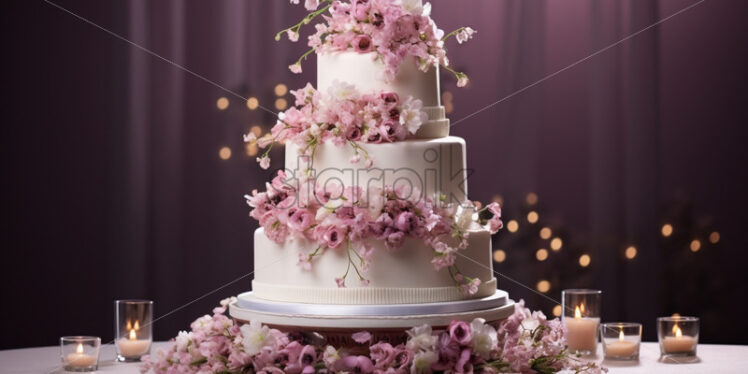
left=1, top=342, right=747, bottom=373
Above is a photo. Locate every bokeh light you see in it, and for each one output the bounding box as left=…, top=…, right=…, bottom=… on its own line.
left=661, top=223, right=673, bottom=237
left=246, top=97, right=259, bottom=110
left=219, top=146, right=231, bottom=160
left=579, top=254, right=591, bottom=267
left=550, top=237, right=563, bottom=251
left=709, top=231, right=720, bottom=244
left=625, top=246, right=638, bottom=260
left=539, top=227, right=552, bottom=240
left=507, top=220, right=519, bottom=233
left=552, top=305, right=562, bottom=317
left=216, top=97, right=229, bottom=110
left=274, top=83, right=288, bottom=96
left=536, top=248, right=549, bottom=261
left=536, top=280, right=551, bottom=293
left=690, top=239, right=701, bottom=252
left=493, top=249, right=506, bottom=263
left=527, top=211, right=539, bottom=224
left=526, top=192, right=538, bottom=205
left=275, top=98, right=288, bottom=110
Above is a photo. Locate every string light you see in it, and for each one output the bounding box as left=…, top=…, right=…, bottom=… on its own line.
left=709, top=231, right=720, bottom=244
left=625, top=246, right=638, bottom=260
left=491, top=195, right=504, bottom=205
left=536, top=280, right=551, bottom=293
left=579, top=254, right=591, bottom=267
left=550, top=237, right=563, bottom=251
left=539, top=227, right=552, bottom=240
left=216, top=97, right=229, bottom=110
left=493, top=249, right=506, bottom=263
left=527, top=211, right=539, bottom=224
left=506, top=220, right=519, bottom=233
left=246, top=97, right=259, bottom=110
left=552, top=305, right=562, bottom=317
left=661, top=223, right=673, bottom=237
left=535, top=248, right=549, bottom=261
left=274, top=84, right=288, bottom=96
left=689, top=239, right=701, bottom=252
left=249, top=125, right=263, bottom=136
left=275, top=98, right=288, bottom=110
left=219, top=146, right=232, bottom=160
left=526, top=192, right=538, bottom=205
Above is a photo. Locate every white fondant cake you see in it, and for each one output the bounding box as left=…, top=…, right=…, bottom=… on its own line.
left=285, top=136, right=469, bottom=204
left=252, top=228, right=496, bottom=304
left=318, top=52, right=450, bottom=138
left=245, top=46, right=499, bottom=308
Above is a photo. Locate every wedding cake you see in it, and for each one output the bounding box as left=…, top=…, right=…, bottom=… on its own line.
left=230, top=0, right=513, bottom=330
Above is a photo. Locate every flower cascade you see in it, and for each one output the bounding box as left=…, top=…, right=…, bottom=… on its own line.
left=281, top=0, right=477, bottom=86
left=245, top=171, right=503, bottom=293
left=246, top=81, right=427, bottom=170
left=141, top=299, right=607, bottom=374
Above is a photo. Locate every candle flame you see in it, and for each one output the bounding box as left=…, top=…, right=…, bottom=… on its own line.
left=76, top=343, right=84, bottom=354
left=129, top=329, right=137, bottom=341
left=580, top=303, right=585, bottom=314
left=673, top=323, right=682, bottom=337
left=134, top=320, right=140, bottom=330
left=126, top=320, right=132, bottom=330
left=574, top=305, right=582, bottom=319
left=619, top=328, right=625, bottom=341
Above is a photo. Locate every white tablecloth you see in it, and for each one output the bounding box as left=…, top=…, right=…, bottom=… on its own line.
left=1, top=342, right=747, bottom=373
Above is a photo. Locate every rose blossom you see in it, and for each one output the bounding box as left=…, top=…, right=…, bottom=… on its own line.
left=448, top=320, right=473, bottom=346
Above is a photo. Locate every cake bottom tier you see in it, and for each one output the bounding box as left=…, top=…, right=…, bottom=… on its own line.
left=252, top=227, right=497, bottom=305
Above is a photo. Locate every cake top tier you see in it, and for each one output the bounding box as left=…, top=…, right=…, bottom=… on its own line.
left=281, top=0, right=476, bottom=87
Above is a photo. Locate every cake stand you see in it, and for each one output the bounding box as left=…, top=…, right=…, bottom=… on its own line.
left=229, top=290, right=515, bottom=347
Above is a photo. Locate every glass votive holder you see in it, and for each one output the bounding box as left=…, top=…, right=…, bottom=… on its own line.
left=562, top=289, right=601, bottom=355
left=115, top=299, right=153, bottom=362
left=601, top=323, right=642, bottom=360
left=658, top=316, right=699, bottom=361
left=60, top=336, right=100, bottom=372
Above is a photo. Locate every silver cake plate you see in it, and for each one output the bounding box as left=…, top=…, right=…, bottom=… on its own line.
left=229, top=290, right=515, bottom=329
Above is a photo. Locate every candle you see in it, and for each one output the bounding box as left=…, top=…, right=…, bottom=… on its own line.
left=603, top=328, right=639, bottom=358
left=116, top=326, right=152, bottom=358
left=65, top=343, right=97, bottom=368
left=662, top=324, right=696, bottom=353
left=564, top=304, right=599, bottom=353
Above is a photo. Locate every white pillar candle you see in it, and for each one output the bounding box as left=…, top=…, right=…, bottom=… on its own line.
left=605, top=340, right=638, bottom=357
left=564, top=305, right=599, bottom=352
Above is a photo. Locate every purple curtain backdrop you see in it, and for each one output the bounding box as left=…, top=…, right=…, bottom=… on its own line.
left=2, top=0, right=747, bottom=349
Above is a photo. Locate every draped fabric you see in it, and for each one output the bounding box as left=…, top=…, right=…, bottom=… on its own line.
left=2, top=0, right=747, bottom=348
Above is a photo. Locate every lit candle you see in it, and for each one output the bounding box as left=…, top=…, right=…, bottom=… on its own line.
left=65, top=343, right=97, bottom=368
left=116, top=321, right=152, bottom=359
left=564, top=304, right=600, bottom=353
left=662, top=323, right=697, bottom=353
left=605, top=329, right=638, bottom=358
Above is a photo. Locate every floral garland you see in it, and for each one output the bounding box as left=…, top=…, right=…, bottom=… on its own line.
left=281, top=0, right=476, bottom=86
left=141, top=298, right=607, bottom=374
left=245, top=171, right=503, bottom=293
left=245, top=81, right=427, bottom=171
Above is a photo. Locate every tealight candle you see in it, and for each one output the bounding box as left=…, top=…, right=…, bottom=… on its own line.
left=60, top=336, right=100, bottom=372
left=658, top=316, right=699, bottom=361
left=601, top=323, right=641, bottom=360
left=115, top=300, right=153, bottom=362
left=562, top=289, right=602, bottom=355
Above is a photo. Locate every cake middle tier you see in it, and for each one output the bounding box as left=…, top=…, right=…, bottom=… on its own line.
left=252, top=228, right=497, bottom=305
left=285, top=136, right=469, bottom=205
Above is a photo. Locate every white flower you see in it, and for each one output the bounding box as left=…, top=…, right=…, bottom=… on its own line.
left=412, top=350, right=438, bottom=373
left=175, top=331, right=193, bottom=352
left=220, top=296, right=237, bottom=307
left=240, top=320, right=275, bottom=355
left=400, top=97, right=427, bottom=134
left=454, top=203, right=476, bottom=231
left=328, top=80, right=358, bottom=101
left=406, top=324, right=436, bottom=352
left=323, top=345, right=340, bottom=366
left=456, top=27, right=477, bottom=44
left=243, top=132, right=257, bottom=143
left=470, top=318, right=498, bottom=359
left=316, top=206, right=331, bottom=220
left=399, top=0, right=425, bottom=15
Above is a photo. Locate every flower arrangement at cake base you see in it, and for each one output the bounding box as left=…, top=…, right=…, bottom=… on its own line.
left=141, top=299, right=606, bottom=374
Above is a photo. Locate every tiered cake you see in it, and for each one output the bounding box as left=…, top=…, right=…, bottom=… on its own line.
left=230, top=0, right=513, bottom=333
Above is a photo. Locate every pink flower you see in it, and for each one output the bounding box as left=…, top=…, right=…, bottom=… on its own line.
left=455, top=27, right=476, bottom=44
left=352, top=331, right=372, bottom=344
left=335, top=277, right=346, bottom=288
left=457, top=74, right=469, bottom=87
left=257, top=156, right=271, bottom=170
left=334, top=356, right=375, bottom=373
left=394, top=211, right=418, bottom=233
left=448, top=320, right=473, bottom=346
left=353, top=34, right=373, bottom=52
left=289, top=63, right=302, bottom=74
left=243, top=132, right=257, bottom=143
left=297, top=252, right=312, bottom=271
left=323, top=226, right=347, bottom=248
left=288, top=209, right=314, bottom=232
left=369, top=342, right=396, bottom=369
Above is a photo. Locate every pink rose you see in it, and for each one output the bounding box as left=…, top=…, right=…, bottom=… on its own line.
left=448, top=320, right=473, bottom=346
left=334, top=356, right=375, bottom=373
left=353, top=34, right=373, bottom=52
